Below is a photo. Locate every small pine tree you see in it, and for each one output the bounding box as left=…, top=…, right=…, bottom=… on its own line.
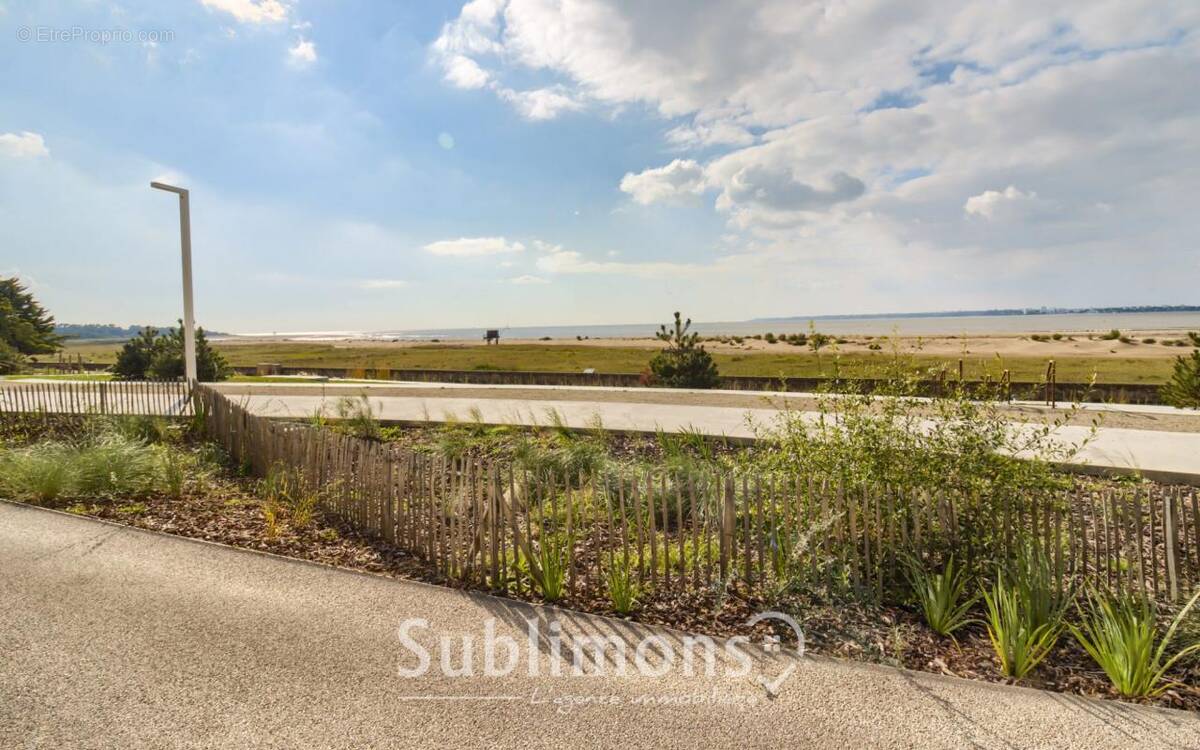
left=648, top=312, right=720, bottom=389
left=113, top=322, right=230, bottom=381
left=1162, top=349, right=1200, bottom=409
left=113, top=326, right=163, bottom=380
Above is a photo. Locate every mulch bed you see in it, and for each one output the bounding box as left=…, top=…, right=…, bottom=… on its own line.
left=43, top=469, right=1200, bottom=714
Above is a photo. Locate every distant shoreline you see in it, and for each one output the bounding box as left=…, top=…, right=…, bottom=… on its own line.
left=754, top=304, right=1200, bottom=323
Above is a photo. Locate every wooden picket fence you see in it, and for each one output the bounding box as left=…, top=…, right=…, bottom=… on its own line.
left=0, top=380, right=195, bottom=416
left=195, top=386, right=1200, bottom=604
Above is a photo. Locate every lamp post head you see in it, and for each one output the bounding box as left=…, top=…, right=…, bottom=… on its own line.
left=150, top=181, right=188, bottom=196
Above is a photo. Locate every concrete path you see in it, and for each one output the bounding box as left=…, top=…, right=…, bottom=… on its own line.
left=3, top=501, right=1197, bottom=749
left=2, top=506, right=1200, bottom=744
left=209, top=382, right=1200, bottom=482
left=5, top=379, right=1200, bottom=480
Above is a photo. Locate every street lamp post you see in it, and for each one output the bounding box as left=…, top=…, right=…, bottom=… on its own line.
left=150, top=181, right=198, bottom=386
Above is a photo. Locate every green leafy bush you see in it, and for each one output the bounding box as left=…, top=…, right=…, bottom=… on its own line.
left=1070, top=588, right=1200, bottom=697
left=648, top=312, right=720, bottom=389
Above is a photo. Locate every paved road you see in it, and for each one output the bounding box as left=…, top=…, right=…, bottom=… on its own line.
left=3, top=502, right=1197, bottom=750
left=210, top=382, right=1200, bottom=482
left=4, top=380, right=1200, bottom=479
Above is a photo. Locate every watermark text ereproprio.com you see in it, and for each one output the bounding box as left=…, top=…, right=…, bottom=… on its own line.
left=15, top=26, right=174, bottom=44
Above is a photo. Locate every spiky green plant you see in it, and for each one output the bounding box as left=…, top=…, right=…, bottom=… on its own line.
left=1070, top=588, right=1200, bottom=697
left=982, top=577, right=1064, bottom=680
left=1007, top=541, right=1070, bottom=632
left=606, top=559, right=640, bottom=615
left=532, top=534, right=570, bottom=602
left=904, top=555, right=979, bottom=639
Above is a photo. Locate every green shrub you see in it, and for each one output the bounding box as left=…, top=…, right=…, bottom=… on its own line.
left=648, top=312, right=720, bottom=389
left=1070, top=588, right=1200, bottom=698
left=1162, top=350, right=1200, bottom=409
left=764, top=332, right=777, bottom=344
left=1099, top=329, right=1121, bottom=341
left=904, top=555, right=978, bottom=639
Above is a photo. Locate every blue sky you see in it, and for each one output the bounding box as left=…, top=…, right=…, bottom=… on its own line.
left=2, top=1, right=1198, bottom=333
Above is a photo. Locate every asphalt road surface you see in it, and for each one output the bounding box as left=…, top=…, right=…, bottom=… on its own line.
left=2, top=502, right=1197, bottom=749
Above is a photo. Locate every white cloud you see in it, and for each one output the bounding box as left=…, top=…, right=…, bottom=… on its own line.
left=0, top=131, right=48, bottom=158
left=444, top=55, right=490, bottom=89
left=496, top=86, right=583, bottom=120
left=619, top=159, right=707, bottom=205
left=359, top=279, right=408, bottom=290
left=964, top=186, right=1040, bottom=220
left=423, top=236, right=525, bottom=256
left=509, top=274, right=549, bottom=285
left=536, top=248, right=730, bottom=280
left=431, top=0, right=1200, bottom=284
left=287, top=38, right=317, bottom=68
left=199, top=0, right=290, bottom=24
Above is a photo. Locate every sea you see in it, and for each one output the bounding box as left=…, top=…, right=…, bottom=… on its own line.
left=228, top=311, right=1200, bottom=342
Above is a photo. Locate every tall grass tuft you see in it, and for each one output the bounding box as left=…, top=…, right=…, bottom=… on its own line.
left=335, top=395, right=381, bottom=440
left=1070, top=588, right=1200, bottom=697
left=161, top=449, right=191, bottom=500
left=904, top=555, right=978, bottom=640
left=0, top=443, right=75, bottom=503
left=73, top=435, right=163, bottom=497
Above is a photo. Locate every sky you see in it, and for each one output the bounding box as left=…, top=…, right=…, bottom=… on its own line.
left=2, top=1, right=1198, bottom=333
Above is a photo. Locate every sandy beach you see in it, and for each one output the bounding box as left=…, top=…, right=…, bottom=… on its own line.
left=215, top=330, right=1195, bottom=360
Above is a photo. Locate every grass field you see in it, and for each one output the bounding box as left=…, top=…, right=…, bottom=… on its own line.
left=54, top=340, right=1177, bottom=384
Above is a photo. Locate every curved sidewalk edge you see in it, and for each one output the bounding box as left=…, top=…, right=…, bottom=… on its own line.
left=2, top=501, right=1197, bottom=750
